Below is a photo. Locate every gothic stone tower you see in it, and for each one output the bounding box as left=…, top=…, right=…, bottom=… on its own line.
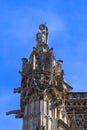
left=6, top=24, right=87, bottom=130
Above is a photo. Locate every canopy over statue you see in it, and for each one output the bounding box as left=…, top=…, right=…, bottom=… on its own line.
left=36, top=24, right=48, bottom=45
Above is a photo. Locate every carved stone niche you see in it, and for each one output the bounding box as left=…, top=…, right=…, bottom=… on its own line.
left=36, top=126, right=39, bottom=130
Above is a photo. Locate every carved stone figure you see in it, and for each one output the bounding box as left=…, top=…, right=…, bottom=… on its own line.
left=36, top=24, right=48, bottom=45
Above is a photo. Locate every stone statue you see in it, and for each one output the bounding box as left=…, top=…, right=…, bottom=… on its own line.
left=36, top=24, right=48, bottom=44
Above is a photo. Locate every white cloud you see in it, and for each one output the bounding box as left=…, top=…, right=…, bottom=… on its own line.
left=0, top=7, right=65, bottom=45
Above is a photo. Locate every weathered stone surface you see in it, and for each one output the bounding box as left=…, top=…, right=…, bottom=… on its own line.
left=6, top=24, right=87, bottom=130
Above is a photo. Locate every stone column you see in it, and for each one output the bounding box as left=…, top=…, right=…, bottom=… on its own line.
left=33, top=54, right=36, bottom=70
left=22, top=105, right=28, bottom=130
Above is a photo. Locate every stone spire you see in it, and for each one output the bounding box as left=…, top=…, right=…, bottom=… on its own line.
left=6, top=24, right=87, bottom=130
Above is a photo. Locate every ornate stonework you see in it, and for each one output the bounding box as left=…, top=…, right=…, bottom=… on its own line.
left=6, top=24, right=87, bottom=130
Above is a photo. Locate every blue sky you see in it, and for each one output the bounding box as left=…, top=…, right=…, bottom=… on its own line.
left=0, top=0, right=87, bottom=129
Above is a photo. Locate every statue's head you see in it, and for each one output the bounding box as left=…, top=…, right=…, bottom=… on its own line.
left=39, top=24, right=48, bottom=32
